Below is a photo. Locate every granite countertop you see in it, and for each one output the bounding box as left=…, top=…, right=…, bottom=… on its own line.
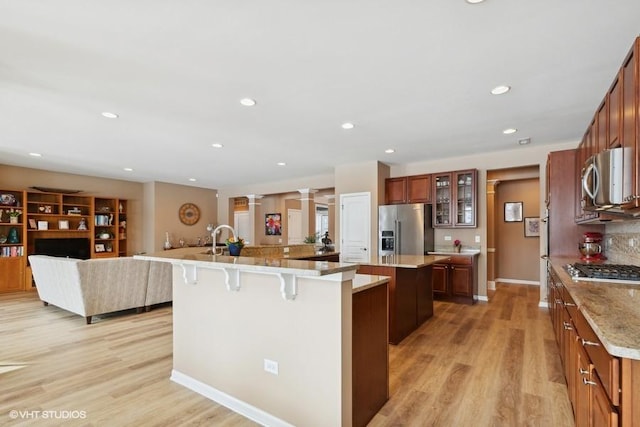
left=550, top=256, right=640, bottom=360
left=352, top=274, right=390, bottom=294
left=429, top=248, right=480, bottom=256
left=136, top=248, right=357, bottom=277
left=358, top=254, right=450, bottom=268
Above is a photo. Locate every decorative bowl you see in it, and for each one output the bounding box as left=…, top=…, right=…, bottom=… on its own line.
left=0, top=235, right=7, bottom=244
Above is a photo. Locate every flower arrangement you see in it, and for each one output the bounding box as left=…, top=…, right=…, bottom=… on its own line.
left=7, top=209, right=21, bottom=217
left=454, top=239, right=461, bottom=252
left=225, top=237, right=245, bottom=248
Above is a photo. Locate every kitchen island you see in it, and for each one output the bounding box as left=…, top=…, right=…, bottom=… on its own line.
left=356, top=255, right=450, bottom=344
left=135, top=248, right=388, bottom=427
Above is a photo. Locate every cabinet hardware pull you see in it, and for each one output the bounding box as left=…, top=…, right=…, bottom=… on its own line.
left=579, top=368, right=589, bottom=375
left=564, top=302, right=576, bottom=307
left=583, top=378, right=597, bottom=386
left=581, top=338, right=600, bottom=347
left=563, top=322, right=573, bottom=330
left=555, top=299, right=563, bottom=305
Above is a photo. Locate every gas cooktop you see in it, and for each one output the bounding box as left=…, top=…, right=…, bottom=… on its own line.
left=564, top=263, right=640, bottom=284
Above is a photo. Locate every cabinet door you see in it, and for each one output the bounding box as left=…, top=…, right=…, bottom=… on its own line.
left=407, top=174, right=431, bottom=203
left=608, top=75, right=622, bottom=148
left=432, top=264, right=448, bottom=295
left=385, top=178, right=407, bottom=205
left=453, top=170, right=477, bottom=228
left=451, top=265, right=472, bottom=297
left=589, top=370, right=619, bottom=427
left=621, top=41, right=638, bottom=208
left=433, top=173, right=452, bottom=227
left=596, top=100, right=608, bottom=154
left=575, top=344, right=591, bottom=427
left=0, top=257, right=25, bottom=292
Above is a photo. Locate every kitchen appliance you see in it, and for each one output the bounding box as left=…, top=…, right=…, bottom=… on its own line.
left=564, top=263, right=640, bottom=285
left=581, top=147, right=629, bottom=210
left=578, top=231, right=606, bottom=262
left=379, top=203, right=434, bottom=256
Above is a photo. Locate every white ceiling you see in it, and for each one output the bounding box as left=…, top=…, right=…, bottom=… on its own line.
left=1, top=1, right=639, bottom=189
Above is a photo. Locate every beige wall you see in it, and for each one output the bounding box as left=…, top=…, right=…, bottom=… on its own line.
left=0, top=165, right=219, bottom=255
left=495, top=178, right=540, bottom=282
left=0, top=164, right=145, bottom=255
left=171, top=267, right=353, bottom=426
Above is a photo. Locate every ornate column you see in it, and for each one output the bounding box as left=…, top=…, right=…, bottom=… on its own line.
left=246, top=194, right=263, bottom=245
left=298, top=188, right=317, bottom=240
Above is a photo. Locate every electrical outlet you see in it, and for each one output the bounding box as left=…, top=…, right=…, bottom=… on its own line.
left=475, top=235, right=481, bottom=243
left=283, top=247, right=289, bottom=253
left=278, top=238, right=282, bottom=243
left=630, top=238, right=635, bottom=248
left=264, top=359, right=279, bottom=375
left=444, top=236, right=452, bottom=241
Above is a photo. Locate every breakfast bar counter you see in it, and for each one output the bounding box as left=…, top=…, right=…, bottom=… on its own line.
left=135, top=249, right=391, bottom=427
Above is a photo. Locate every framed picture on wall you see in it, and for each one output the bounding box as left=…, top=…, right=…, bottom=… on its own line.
left=504, top=201, right=523, bottom=222
left=265, top=213, right=282, bottom=235
left=524, top=217, right=540, bottom=237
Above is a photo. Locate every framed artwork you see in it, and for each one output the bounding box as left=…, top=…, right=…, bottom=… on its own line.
left=28, top=218, right=37, bottom=229
left=524, top=217, right=540, bottom=237
left=504, top=202, right=523, bottom=222
left=58, top=220, right=70, bottom=230
left=95, top=243, right=105, bottom=253
left=265, top=213, right=282, bottom=235
left=37, top=220, right=48, bottom=230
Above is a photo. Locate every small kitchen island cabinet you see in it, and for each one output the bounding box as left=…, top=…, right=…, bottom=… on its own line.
left=430, top=252, right=479, bottom=304
left=357, top=255, right=448, bottom=344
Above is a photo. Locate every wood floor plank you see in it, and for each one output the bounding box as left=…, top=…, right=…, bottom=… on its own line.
left=1, top=283, right=574, bottom=426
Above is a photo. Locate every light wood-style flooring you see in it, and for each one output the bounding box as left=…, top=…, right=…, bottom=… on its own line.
left=0, top=283, right=574, bottom=426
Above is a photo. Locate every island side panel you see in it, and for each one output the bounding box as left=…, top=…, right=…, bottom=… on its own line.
left=352, top=282, right=389, bottom=427
left=171, top=267, right=352, bottom=427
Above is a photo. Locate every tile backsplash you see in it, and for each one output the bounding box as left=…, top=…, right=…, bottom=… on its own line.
left=604, top=221, right=640, bottom=264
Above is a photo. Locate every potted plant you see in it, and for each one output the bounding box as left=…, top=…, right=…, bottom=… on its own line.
left=7, top=209, right=21, bottom=224
left=225, top=237, right=245, bottom=256
left=303, top=233, right=318, bottom=244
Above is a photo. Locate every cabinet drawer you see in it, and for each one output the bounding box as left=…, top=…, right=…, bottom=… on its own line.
left=448, top=256, right=472, bottom=266
left=574, top=309, right=620, bottom=406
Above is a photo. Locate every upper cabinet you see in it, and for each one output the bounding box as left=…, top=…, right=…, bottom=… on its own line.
left=384, top=174, right=431, bottom=204
left=620, top=39, right=639, bottom=210
left=433, top=169, right=477, bottom=228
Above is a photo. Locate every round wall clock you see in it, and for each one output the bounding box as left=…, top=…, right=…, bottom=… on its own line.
left=178, top=203, right=200, bottom=225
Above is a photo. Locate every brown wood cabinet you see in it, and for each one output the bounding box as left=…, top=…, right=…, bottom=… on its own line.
left=352, top=282, right=388, bottom=427
left=620, top=38, right=639, bottom=210
left=432, top=255, right=477, bottom=304
left=384, top=174, right=432, bottom=204
left=0, top=190, right=27, bottom=293
left=433, top=169, right=477, bottom=228
left=356, top=264, right=433, bottom=344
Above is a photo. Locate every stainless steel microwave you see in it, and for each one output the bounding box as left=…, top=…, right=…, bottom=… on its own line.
left=581, top=147, right=625, bottom=209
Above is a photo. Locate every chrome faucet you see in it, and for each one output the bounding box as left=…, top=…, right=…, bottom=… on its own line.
left=208, top=224, right=237, bottom=255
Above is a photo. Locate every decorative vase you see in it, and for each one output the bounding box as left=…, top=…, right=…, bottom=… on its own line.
left=9, top=216, right=18, bottom=224
left=454, top=245, right=461, bottom=253
left=228, top=244, right=242, bottom=256
left=7, top=227, right=19, bottom=244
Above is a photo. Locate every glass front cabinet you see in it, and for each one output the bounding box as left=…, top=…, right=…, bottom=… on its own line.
left=433, top=169, right=477, bottom=228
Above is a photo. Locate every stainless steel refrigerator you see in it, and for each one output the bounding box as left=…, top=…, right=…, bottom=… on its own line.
left=379, top=203, right=434, bottom=256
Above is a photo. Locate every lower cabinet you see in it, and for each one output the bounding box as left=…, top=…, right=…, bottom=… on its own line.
left=549, top=268, right=636, bottom=426
left=356, top=264, right=433, bottom=344
left=432, top=255, right=477, bottom=304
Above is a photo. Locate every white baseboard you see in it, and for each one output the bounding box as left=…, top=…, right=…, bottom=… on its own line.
left=539, top=301, right=550, bottom=309
left=495, top=278, right=540, bottom=286
left=487, top=280, right=496, bottom=290
left=475, top=295, right=489, bottom=302
left=171, top=370, right=294, bottom=427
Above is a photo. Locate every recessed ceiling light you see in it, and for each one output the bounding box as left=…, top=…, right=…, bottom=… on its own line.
left=341, top=122, right=355, bottom=130
left=188, top=178, right=197, bottom=182
left=211, top=143, right=224, bottom=148
left=518, top=138, right=531, bottom=145
left=466, top=0, right=485, bottom=3
left=101, top=112, right=119, bottom=119
left=491, top=85, right=511, bottom=95
left=277, top=162, right=286, bottom=166
left=28, top=152, right=42, bottom=157
left=385, top=148, right=396, bottom=154
left=503, top=128, right=517, bottom=135
left=123, top=167, right=133, bottom=172
left=240, top=98, right=256, bottom=107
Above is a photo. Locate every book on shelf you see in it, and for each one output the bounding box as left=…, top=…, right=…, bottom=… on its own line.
left=1, top=246, right=23, bottom=257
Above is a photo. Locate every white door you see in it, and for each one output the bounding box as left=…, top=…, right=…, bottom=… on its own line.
left=288, top=209, right=303, bottom=244
left=340, top=192, right=371, bottom=262
left=234, top=211, right=250, bottom=243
